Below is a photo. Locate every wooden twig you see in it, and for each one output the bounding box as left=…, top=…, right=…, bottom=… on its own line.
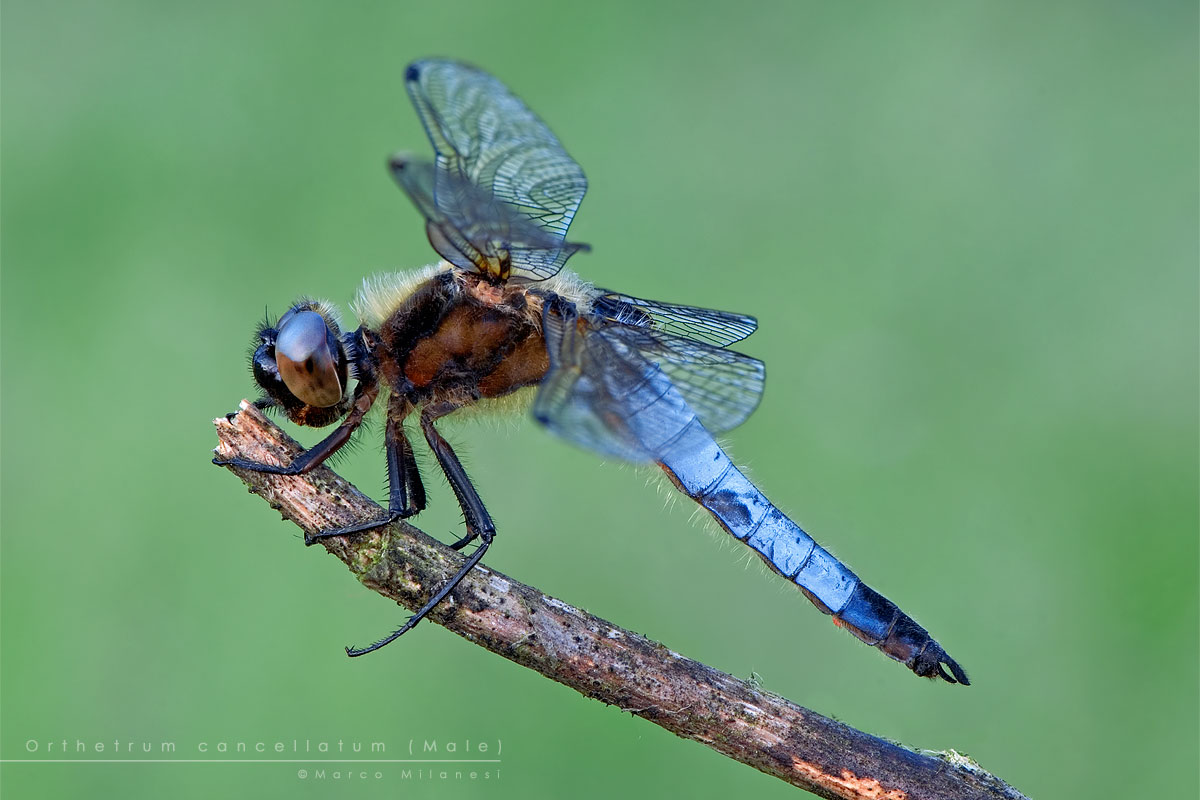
left=213, top=401, right=1026, bottom=800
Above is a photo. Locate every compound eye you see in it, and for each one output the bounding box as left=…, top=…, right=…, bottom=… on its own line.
left=275, top=310, right=343, bottom=407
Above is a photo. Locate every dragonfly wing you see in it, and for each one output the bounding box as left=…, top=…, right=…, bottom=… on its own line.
left=389, top=156, right=482, bottom=273
left=612, top=324, right=765, bottom=434
left=534, top=304, right=656, bottom=462
left=590, top=292, right=758, bottom=346
left=403, top=59, right=589, bottom=280
left=534, top=296, right=765, bottom=462
left=587, top=292, right=765, bottom=432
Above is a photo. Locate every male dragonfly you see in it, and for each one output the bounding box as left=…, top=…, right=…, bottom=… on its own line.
left=216, top=59, right=969, bottom=684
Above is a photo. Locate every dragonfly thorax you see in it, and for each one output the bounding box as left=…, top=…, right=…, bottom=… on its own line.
left=368, top=269, right=550, bottom=407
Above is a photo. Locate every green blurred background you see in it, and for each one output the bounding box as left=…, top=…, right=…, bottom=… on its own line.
left=3, top=1, right=1196, bottom=798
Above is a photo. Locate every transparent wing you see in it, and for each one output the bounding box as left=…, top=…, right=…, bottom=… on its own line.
left=390, top=155, right=587, bottom=275
left=532, top=347, right=656, bottom=463
left=533, top=298, right=765, bottom=463
left=400, top=59, right=589, bottom=281
left=585, top=291, right=764, bottom=431
left=610, top=324, right=765, bottom=434
left=589, top=292, right=758, bottom=347
left=388, top=156, right=475, bottom=273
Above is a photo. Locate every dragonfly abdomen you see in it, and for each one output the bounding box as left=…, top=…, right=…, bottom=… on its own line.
left=657, top=422, right=968, bottom=684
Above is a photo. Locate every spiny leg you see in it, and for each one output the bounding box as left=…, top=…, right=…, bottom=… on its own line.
left=214, top=380, right=414, bottom=544
left=419, top=400, right=494, bottom=552
left=213, top=382, right=378, bottom=476
left=446, top=529, right=477, bottom=551
left=398, top=414, right=427, bottom=515
left=346, top=401, right=495, bottom=656
left=305, top=395, right=427, bottom=545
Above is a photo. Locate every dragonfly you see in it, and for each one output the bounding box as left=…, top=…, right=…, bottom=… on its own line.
left=216, top=59, right=969, bottom=684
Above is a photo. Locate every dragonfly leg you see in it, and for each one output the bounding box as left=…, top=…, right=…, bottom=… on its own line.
left=419, top=400, right=495, bottom=550
left=213, top=381, right=378, bottom=477
left=345, top=401, right=495, bottom=656
left=445, top=530, right=477, bottom=551
left=305, top=395, right=427, bottom=545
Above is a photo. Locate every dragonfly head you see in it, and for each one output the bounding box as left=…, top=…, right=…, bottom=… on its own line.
left=249, top=300, right=353, bottom=427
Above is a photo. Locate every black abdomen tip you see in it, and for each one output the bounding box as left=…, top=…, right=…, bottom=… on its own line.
left=912, top=642, right=970, bottom=685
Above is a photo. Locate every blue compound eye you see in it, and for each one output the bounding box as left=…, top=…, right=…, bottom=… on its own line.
left=275, top=310, right=343, bottom=407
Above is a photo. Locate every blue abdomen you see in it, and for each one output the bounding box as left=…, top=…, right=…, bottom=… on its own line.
left=656, top=418, right=968, bottom=684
